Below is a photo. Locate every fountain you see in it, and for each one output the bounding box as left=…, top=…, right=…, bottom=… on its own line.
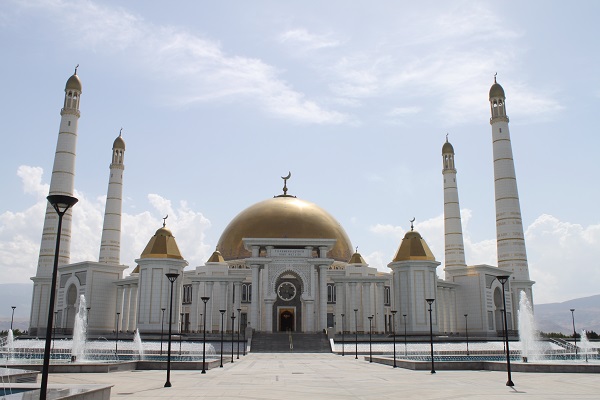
left=133, top=329, right=144, bottom=360
left=579, top=329, right=592, bottom=362
left=5, top=329, right=15, bottom=360
left=71, top=294, right=88, bottom=362
left=518, top=291, right=545, bottom=362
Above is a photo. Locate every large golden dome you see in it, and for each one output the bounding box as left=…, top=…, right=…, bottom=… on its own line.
left=217, top=196, right=354, bottom=262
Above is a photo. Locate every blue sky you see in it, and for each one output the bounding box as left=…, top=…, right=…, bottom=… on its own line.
left=1, top=0, right=599, bottom=320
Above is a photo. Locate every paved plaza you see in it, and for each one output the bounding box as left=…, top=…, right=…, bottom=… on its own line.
left=47, top=353, right=600, bottom=399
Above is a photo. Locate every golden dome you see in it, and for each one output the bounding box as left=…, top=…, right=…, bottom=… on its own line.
left=392, top=231, right=436, bottom=262
left=65, top=73, right=82, bottom=92
left=442, top=140, right=454, bottom=154
left=489, top=81, right=505, bottom=99
left=348, top=251, right=367, bottom=264
left=207, top=250, right=225, bottom=263
left=217, top=196, right=354, bottom=262
left=140, top=226, right=183, bottom=260
left=113, top=135, right=125, bottom=150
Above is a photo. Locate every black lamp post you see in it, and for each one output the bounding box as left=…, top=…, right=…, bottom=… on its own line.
left=354, top=308, right=358, bottom=359
left=570, top=308, right=577, bottom=357
left=160, top=307, right=166, bottom=355
left=201, top=297, right=210, bottom=374
left=368, top=315, right=373, bottom=363
left=464, top=314, right=469, bottom=356
left=425, top=298, right=435, bottom=374
left=164, top=272, right=179, bottom=387
left=231, top=312, right=236, bottom=363
left=10, top=306, right=16, bottom=331
left=496, top=276, right=514, bottom=387
left=341, top=313, right=345, bottom=356
left=237, top=308, right=241, bottom=359
left=52, top=311, right=58, bottom=351
left=242, top=313, right=246, bottom=356
left=391, top=310, right=397, bottom=367
left=115, top=312, right=120, bottom=358
left=40, top=194, right=77, bottom=400
left=179, top=312, right=184, bottom=355
left=403, top=314, right=407, bottom=357
left=219, top=310, right=226, bottom=367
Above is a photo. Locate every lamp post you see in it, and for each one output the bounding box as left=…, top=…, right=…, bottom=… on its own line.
left=237, top=308, right=241, bottom=359
left=40, top=194, right=78, bottom=400
left=179, top=312, right=184, bottom=355
left=10, top=306, right=16, bottom=331
left=425, top=298, right=435, bottom=374
left=164, top=273, right=179, bottom=387
left=368, top=316, right=373, bottom=363
left=403, top=314, right=407, bottom=357
left=242, top=315, right=246, bottom=356
left=219, top=310, right=225, bottom=367
left=354, top=308, right=358, bottom=359
left=52, top=311, right=58, bottom=351
left=464, top=314, right=469, bottom=356
left=160, top=307, right=166, bottom=355
left=231, top=312, right=236, bottom=363
left=341, top=313, right=345, bottom=356
left=391, top=311, right=397, bottom=367
left=570, top=309, right=577, bottom=357
left=86, top=307, right=91, bottom=334
left=201, top=297, right=210, bottom=374
left=496, top=276, right=514, bottom=387
left=115, top=312, right=120, bottom=358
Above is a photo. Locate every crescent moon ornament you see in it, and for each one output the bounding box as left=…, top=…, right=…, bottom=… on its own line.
left=282, top=171, right=291, bottom=180
left=162, top=215, right=168, bottom=227
left=281, top=172, right=291, bottom=196
left=410, top=217, right=415, bottom=231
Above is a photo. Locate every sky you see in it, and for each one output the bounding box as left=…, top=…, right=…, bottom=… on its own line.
left=1, top=0, right=599, bottom=322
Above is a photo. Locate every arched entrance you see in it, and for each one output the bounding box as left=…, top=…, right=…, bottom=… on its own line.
left=279, top=308, right=295, bottom=332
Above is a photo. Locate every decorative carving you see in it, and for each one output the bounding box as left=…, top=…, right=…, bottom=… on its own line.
left=268, top=264, right=312, bottom=296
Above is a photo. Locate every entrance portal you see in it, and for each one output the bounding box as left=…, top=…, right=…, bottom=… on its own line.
left=279, top=308, right=294, bottom=332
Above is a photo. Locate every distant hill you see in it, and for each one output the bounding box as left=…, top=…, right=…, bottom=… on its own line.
left=534, top=294, right=600, bottom=335
left=1, top=282, right=597, bottom=336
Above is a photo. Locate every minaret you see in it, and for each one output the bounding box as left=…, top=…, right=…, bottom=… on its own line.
left=489, top=77, right=532, bottom=287
left=442, top=136, right=467, bottom=270
left=98, top=132, right=126, bottom=265
left=30, top=68, right=82, bottom=335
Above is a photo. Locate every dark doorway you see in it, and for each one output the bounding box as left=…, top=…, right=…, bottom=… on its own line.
left=280, top=309, right=294, bottom=332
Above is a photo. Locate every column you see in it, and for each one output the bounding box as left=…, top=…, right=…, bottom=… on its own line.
left=265, top=299, right=274, bottom=332
left=305, top=300, right=315, bottom=332
left=349, top=282, right=357, bottom=332
left=319, top=265, right=328, bottom=331
left=128, top=285, right=138, bottom=332
left=250, top=265, right=260, bottom=329
left=449, top=289, right=457, bottom=332
left=376, top=282, right=385, bottom=333
left=190, top=282, right=199, bottom=332
left=122, top=285, right=131, bottom=332
left=115, top=286, right=124, bottom=330
left=335, top=282, right=343, bottom=333
left=205, top=281, right=214, bottom=333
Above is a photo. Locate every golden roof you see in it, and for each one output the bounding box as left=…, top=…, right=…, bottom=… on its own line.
left=131, top=265, right=139, bottom=274
left=65, top=73, right=82, bottom=92
left=442, top=140, right=454, bottom=154
left=348, top=251, right=366, bottom=264
left=489, top=81, right=505, bottom=99
left=113, top=135, right=125, bottom=150
left=140, top=226, right=184, bottom=260
left=392, top=231, right=436, bottom=262
left=207, top=250, right=225, bottom=263
left=217, top=196, right=354, bottom=262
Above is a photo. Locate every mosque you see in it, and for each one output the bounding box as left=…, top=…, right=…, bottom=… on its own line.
left=28, top=71, right=535, bottom=340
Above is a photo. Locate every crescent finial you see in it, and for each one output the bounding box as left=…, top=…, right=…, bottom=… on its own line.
left=410, top=217, right=415, bottom=231
left=75, top=64, right=79, bottom=75
left=162, top=215, right=168, bottom=227
left=281, top=171, right=291, bottom=196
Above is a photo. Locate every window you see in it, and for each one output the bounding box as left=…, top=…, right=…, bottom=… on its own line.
left=242, top=283, right=252, bottom=303
left=327, top=283, right=336, bottom=303
left=384, top=286, right=391, bottom=306
left=182, top=284, right=192, bottom=304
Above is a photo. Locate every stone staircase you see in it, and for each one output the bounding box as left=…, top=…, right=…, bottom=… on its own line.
left=251, top=332, right=330, bottom=353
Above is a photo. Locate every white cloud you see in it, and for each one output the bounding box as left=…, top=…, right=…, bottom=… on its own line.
left=279, top=29, right=341, bottom=51
left=387, top=106, right=421, bottom=116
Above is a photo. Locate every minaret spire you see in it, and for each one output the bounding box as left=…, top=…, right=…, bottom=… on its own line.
left=98, top=131, right=126, bottom=264
left=441, top=136, right=467, bottom=270
left=30, top=70, right=82, bottom=336
left=489, top=78, right=534, bottom=299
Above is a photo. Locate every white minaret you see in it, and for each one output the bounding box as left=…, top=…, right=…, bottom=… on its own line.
left=489, top=77, right=534, bottom=302
left=442, top=136, right=467, bottom=270
left=98, top=132, right=126, bottom=265
left=30, top=68, right=82, bottom=335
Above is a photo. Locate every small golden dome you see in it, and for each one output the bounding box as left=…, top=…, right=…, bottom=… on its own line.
left=392, top=231, right=436, bottom=262
left=207, top=250, right=225, bottom=263
left=65, top=73, right=82, bottom=92
left=113, top=135, right=125, bottom=150
left=140, top=225, right=183, bottom=260
left=442, top=140, right=454, bottom=154
left=489, top=81, right=505, bottom=99
left=348, top=251, right=366, bottom=264
left=217, top=196, right=354, bottom=262
left=131, top=265, right=140, bottom=274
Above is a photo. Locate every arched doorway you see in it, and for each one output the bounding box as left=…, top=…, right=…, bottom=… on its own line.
left=279, top=309, right=294, bottom=332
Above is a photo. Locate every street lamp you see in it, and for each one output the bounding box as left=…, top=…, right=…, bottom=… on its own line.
left=496, top=276, right=514, bottom=387
left=425, top=298, right=435, bottom=374
left=391, top=310, right=397, bottom=368
left=179, top=312, right=184, bottom=355
left=40, top=194, right=78, bottom=400
left=570, top=309, right=577, bottom=357
left=219, top=310, right=226, bottom=367
left=403, top=314, right=407, bottom=357
left=231, top=312, right=236, bottom=363
left=464, top=314, right=469, bottom=356
left=368, top=315, right=373, bottom=363
left=354, top=308, right=358, bottom=359
left=341, top=313, right=345, bottom=356
left=164, top=272, right=179, bottom=387
left=52, top=311, right=58, bottom=351
left=115, top=312, right=121, bottom=358
left=201, top=297, right=210, bottom=374
left=10, top=306, right=16, bottom=331
left=237, top=308, right=241, bottom=359
left=160, top=307, right=166, bottom=355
